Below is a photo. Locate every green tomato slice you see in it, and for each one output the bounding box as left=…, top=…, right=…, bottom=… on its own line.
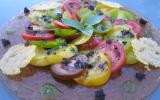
left=30, top=44, right=78, bottom=66
left=28, top=38, right=66, bottom=48
left=71, top=34, right=90, bottom=45
left=54, top=29, right=78, bottom=37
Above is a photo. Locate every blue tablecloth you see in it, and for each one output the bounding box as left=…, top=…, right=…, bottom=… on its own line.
left=0, top=0, right=160, bottom=100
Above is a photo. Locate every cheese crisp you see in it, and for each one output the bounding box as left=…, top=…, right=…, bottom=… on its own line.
left=0, top=44, right=36, bottom=75
left=132, top=38, right=160, bottom=68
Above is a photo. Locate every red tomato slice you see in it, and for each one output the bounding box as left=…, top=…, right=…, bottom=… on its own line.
left=63, top=0, right=81, bottom=21
left=79, top=35, right=102, bottom=50
left=103, top=16, right=110, bottom=22
left=53, top=20, right=71, bottom=29
left=22, top=31, right=55, bottom=41
left=98, top=41, right=127, bottom=74
left=113, top=19, right=126, bottom=25
left=127, top=20, right=142, bottom=37
left=65, top=34, right=81, bottom=40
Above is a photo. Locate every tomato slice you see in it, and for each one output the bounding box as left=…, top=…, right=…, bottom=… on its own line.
left=127, top=20, right=142, bottom=37
left=74, top=50, right=112, bottom=87
left=53, top=20, right=71, bottom=29
left=98, top=41, right=127, bottom=73
left=22, top=31, right=55, bottom=41
left=79, top=35, right=102, bottom=50
left=63, top=0, right=81, bottom=21
left=103, top=16, right=110, bottom=22
left=113, top=19, right=126, bottom=25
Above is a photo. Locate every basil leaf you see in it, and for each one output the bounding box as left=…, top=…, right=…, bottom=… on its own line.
left=77, top=8, right=95, bottom=18
left=81, top=25, right=94, bottom=36
left=61, top=19, right=94, bottom=36
left=84, top=14, right=104, bottom=26
left=62, top=18, right=84, bottom=30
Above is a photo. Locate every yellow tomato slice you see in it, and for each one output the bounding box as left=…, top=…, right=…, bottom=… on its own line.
left=71, top=34, right=90, bottom=45
left=74, top=51, right=112, bottom=87
left=30, top=45, right=77, bottom=66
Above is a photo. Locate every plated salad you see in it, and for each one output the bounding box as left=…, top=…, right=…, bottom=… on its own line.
left=0, top=0, right=160, bottom=100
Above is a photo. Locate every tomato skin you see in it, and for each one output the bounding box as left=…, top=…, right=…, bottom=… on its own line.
left=53, top=20, right=71, bottom=29
left=63, top=0, right=81, bottom=21
left=113, top=19, right=126, bottom=25
left=98, top=41, right=127, bottom=74
left=103, top=16, right=110, bottom=22
left=22, top=31, right=55, bottom=41
left=127, top=20, right=142, bottom=37
left=79, top=35, right=102, bottom=50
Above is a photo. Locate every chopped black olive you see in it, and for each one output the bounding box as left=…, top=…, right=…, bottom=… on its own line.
left=86, top=51, right=95, bottom=57
left=135, top=72, right=146, bottom=80
left=139, top=18, right=148, bottom=25
left=122, top=41, right=127, bottom=45
left=121, top=30, right=130, bottom=36
left=109, top=16, right=115, bottom=23
left=98, top=64, right=104, bottom=70
left=47, top=20, right=52, bottom=24
left=27, top=25, right=33, bottom=31
left=95, top=89, right=105, bottom=100
left=85, top=63, right=93, bottom=69
left=121, top=30, right=134, bottom=38
left=42, top=15, right=47, bottom=18
left=43, top=18, right=48, bottom=22
left=88, top=5, right=95, bottom=11
left=96, top=10, right=104, bottom=15
left=106, top=39, right=112, bottom=44
left=1, top=39, right=11, bottom=48
left=56, top=13, right=62, bottom=19
left=70, top=47, right=77, bottom=53
left=24, top=7, right=30, bottom=16
left=74, top=60, right=84, bottom=68
left=63, top=58, right=70, bottom=65
left=60, top=43, right=68, bottom=47
left=100, top=25, right=105, bottom=31
left=45, top=48, right=52, bottom=55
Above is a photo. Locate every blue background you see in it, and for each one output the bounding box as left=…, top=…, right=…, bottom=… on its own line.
left=0, top=0, right=160, bottom=100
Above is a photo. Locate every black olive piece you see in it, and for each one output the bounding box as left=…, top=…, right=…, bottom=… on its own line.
left=45, top=48, right=52, bottom=55
left=139, top=18, right=148, bottom=25
left=96, top=10, right=104, bottom=15
left=135, top=72, right=146, bottom=80
left=121, top=30, right=130, bottom=36
left=43, top=18, right=48, bottom=22
left=86, top=63, right=93, bottom=69
left=47, top=20, right=52, bottom=24
left=95, top=89, right=105, bottom=100
left=122, top=41, right=127, bottom=45
left=42, top=15, right=47, bottom=19
left=106, top=39, right=112, bottom=44
left=98, top=64, right=104, bottom=70
left=63, top=58, right=70, bottom=65
left=61, top=43, right=68, bottom=47
left=56, top=13, right=63, bottom=19
left=27, top=25, right=33, bottom=31
left=24, top=7, right=30, bottom=16
left=74, top=60, right=83, bottom=68
left=1, top=39, right=11, bottom=48
left=86, top=51, right=95, bottom=57
left=100, top=25, right=105, bottom=31
left=88, top=5, right=95, bottom=11
left=129, top=33, right=135, bottom=38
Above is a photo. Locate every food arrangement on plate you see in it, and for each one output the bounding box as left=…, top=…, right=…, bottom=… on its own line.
left=0, top=0, right=160, bottom=100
